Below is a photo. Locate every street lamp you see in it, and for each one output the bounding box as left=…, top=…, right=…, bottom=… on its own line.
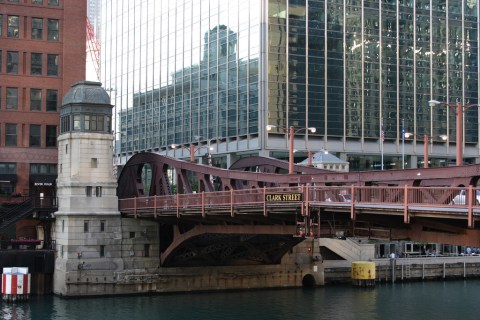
left=266, top=125, right=316, bottom=174
left=404, top=133, right=429, bottom=168
left=170, top=143, right=213, bottom=163
left=429, top=100, right=480, bottom=166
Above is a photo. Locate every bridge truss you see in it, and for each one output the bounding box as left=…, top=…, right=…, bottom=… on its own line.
left=117, top=153, right=480, bottom=267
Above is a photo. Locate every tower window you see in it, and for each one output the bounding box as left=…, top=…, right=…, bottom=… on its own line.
left=95, top=186, right=102, bottom=197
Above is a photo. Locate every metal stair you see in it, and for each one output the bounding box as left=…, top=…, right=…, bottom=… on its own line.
left=0, top=198, right=34, bottom=232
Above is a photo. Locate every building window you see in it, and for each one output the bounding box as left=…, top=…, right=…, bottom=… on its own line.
left=0, top=50, right=2, bottom=71
left=84, top=220, right=89, bottom=232
left=129, top=232, right=135, bottom=238
left=46, top=89, right=58, bottom=111
left=0, top=163, right=17, bottom=174
left=30, top=163, right=57, bottom=175
left=144, top=244, right=150, bottom=257
left=48, top=0, right=59, bottom=6
left=46, top=125, right=56, bottom=147
left=73, top=114, right=81, bottom=130
left=65, top=144, right=68, bottom=154
left=61, top=115, right=71, bottom=133
left=5, top=124, right=17, bottom=146
left=95, top=186, right=102, bottom=197
left=100, top=220, right=105, bottom=232
left=47, top=19, right=59, bottom=41
left=62, top=219, right=64, bottom=232
left=7, top=16, right=19, bottom=38
left=91, top=158, right=97, bottom=168
left=86, top=186, right=92, bottom=197
left=30, top=124, right=41, bottom=147
left=100, top=245, right=105, bottom=257
left=31, top=18, right=43, bottom=39
left=31, top=53, right=42, bottom=75
left=32, top=0, right=43, bottom=4
left=47, top=54, right=58, bottom=76
left=0, top=16, right=3, bottom=36
left=30, top=88, right=42, bottom=111
left=6, top=88, right=18, bottom=110
left=85, top=115, right=94, bottom=131
left=7, top=51, right=18, bottom=74
left=85, top=114, right=106, bottom=132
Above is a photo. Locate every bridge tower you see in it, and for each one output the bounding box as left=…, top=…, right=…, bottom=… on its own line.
left=53, top=81, right=159, bottom=296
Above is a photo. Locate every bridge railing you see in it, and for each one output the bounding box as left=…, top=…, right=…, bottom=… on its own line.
left=119, top=186, right=480, bottom=219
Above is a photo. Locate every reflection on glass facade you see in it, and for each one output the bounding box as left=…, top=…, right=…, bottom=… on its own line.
left=102, top=0, right=479, bottom=170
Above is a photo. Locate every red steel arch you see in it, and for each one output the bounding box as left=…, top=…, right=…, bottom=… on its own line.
left=118, top=153, right=480, bottom=199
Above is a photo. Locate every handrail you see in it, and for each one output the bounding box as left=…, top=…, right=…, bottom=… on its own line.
left=118, top=186, right=480, bottom=226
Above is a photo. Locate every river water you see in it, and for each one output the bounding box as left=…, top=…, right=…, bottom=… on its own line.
left=1, top=280, right=479, bottom=320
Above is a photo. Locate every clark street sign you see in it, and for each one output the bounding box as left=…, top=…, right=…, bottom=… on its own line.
left=265, top=193, right=303, bottom=202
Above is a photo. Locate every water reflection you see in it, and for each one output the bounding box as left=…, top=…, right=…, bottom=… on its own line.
left=2, top=280, right=480, bottom=320
left=0, top=302, right=31, bottom=320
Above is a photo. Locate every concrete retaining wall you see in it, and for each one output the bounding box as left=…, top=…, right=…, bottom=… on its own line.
left=324, top=256, right=480, bottom=284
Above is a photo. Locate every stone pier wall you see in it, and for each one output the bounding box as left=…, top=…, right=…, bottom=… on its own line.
left=57, top=240, right=324, bottom=296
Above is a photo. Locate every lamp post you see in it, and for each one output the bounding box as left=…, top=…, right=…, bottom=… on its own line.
left=266, top=125, right=316, bottom=174
left=429, top=100, right=480, bottom=166
left=404, top=133, right=429, bottom=168
left=170, top=143, right=213, bottom=163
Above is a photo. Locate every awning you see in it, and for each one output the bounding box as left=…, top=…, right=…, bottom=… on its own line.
left=30, top=174, right=57, bottom=186
left=0, top=174, right=17, bottom=183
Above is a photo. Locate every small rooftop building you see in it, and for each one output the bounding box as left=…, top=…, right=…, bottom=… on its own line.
left=299, top=150, right=349, bottom=172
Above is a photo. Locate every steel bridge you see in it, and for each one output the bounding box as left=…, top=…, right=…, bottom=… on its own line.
left=117, top=153, right=480, bottom=267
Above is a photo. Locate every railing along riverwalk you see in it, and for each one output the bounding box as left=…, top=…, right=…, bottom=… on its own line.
left=118, top=185, right=480, bottom=227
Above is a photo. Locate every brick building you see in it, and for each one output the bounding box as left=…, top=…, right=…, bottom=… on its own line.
left=0, top=0, right=86, bottom=199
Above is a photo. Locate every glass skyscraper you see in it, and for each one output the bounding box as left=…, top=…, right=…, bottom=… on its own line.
left=101, top=0, right=479, bottom=171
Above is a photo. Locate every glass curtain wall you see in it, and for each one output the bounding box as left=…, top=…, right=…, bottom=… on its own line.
left=265, top=0, right=478, bottom=169
left=102, top=0, right=479, bottom=170
left=102, top=0, right=261, bottom=157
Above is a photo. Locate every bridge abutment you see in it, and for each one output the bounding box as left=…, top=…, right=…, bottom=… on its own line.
left=54, top=240, right=324, bottom=296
